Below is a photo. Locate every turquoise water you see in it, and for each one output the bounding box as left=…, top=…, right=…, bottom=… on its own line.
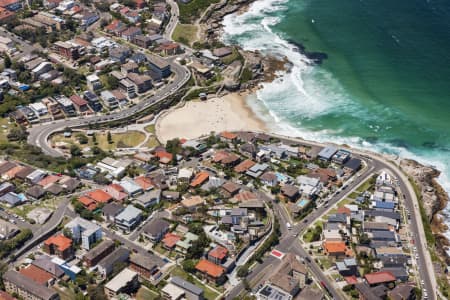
left=222, top=0, right=450, bottom=236
left=297, top=199, right=310, bottom=208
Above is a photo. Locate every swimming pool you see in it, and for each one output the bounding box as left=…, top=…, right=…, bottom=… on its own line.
left=297, top=199, right=310, bottom=208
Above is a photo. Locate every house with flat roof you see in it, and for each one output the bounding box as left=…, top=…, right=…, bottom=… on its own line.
left=64, top=217, right=102, bottom=250
left=115, top=205, right=142, bottom=232
left=83, top=239, right=115, bottom=267
left=317, top=146, right=337, bottom=161
left=104, top=268, right=139, bottom=299
left=98, top=247, right=130, bottom=278
left=129, top=253, right=162, bottom=282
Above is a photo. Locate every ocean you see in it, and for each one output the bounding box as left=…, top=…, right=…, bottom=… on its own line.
left=222, top=0, right=450, bottom=241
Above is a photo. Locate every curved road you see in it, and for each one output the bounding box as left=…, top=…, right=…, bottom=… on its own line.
left=28, top=57, right=190, bottom=157
left=225, top=133, right=436, bottom=300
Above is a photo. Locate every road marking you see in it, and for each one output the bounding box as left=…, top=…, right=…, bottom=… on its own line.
left=271, top=249, right=284, bottom=259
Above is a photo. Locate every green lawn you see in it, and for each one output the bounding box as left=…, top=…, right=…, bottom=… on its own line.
left=318, top=258, right=333, bottom=270
left=137, top=286, right=160, bottom=300
left=0, top=117, right=16, bottom=144
left=337, top=198, right=354, bottom=208
left=178, top=0, right=220, bottom=23
left=144, top=136, right=160, bottom=148
left=357, top=177, right=375, bottom=192
left=172, top=24, right=199, bottom=46
left=170, top=267, right=220, bottom=300
left=144, top=124, right=156, bottom=134
left=51, top=130, right=146, bottom=151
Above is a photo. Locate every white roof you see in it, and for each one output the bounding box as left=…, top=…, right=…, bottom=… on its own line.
left=29, top=102, right=47, bottom=111
left=162, top=283, right=185, bottom=299
left=178, top=168, right=193, bottom=179
left=86, top=74, right=100, bottom=82
left=105, top=268, right=137, bottom=292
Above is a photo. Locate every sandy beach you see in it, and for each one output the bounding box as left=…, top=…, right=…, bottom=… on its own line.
left=157, top=93, right=265, bottom=143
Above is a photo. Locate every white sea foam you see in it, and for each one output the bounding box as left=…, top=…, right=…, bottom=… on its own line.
left=222, top=0, right=450, bottom=253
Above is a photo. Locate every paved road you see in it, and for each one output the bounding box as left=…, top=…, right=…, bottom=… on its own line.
left=164, top=0, right=180, bottom=40
left=225, top=158, right=375, bottom=300
left=12, top=197, right=71, bottom=262
left=270, top=133, right=436, bottom=300
left=27, top=57, right=190, bottom=156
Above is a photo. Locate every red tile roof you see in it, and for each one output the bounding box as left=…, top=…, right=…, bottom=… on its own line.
left=220, top=131, right=237, bottom=140
left=19, top=265, right=53, bottom=285
left=0, top=290, right=16, bottom=300
left=344, top=275, right=358, bottom=285
left=234, top=191, right=258, bottom=202
left=365, top=271, right=396, bottom=285
left=155, top=151, right=173, bottom=164
left=70, top=95, right=88, bottom=106
left=38, top=175, right=60, bottom=187
left=234, top=159, right=256, bottom=173
left=190, top=171, right=209, bottom=187
left=86, top=189, right=112, bottom=203
left=0, top=0, right=19, bottom=8
left=134, top=176, right=154, bottom=190
left=162, top=233, right=181, bottom=249
left=323, top=241, right=347, bottom=254
left=44, top=235, right=72, bottom=252
left=78, top=196, right=97, bottom=211
left=208, top=246, right=228, bottom=260
left=195, top=259, right=225, bottom=278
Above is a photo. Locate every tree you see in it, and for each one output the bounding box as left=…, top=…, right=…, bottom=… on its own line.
left=70, top=145, right=82, bottom=157
left=63, top=228, right=73, bottom=239
left=3, top=54, right=11, bottom=68
left=182, top=259, right=196, bottom=273
left=107, top=131, right=112, bottom=144
left=237, top=265, right=249, bottom=278
left=105, top=75, right=119, bottom=90
left=76, top=133, right=88, bottom=144
left=7, top=126, right=28, bottom=142
left=92, top=133, right=97, bottom=145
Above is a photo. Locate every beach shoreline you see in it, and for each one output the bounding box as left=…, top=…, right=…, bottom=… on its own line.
left=156, top=92, right=266, bottom=144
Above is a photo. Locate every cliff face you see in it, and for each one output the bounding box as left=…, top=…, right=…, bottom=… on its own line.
left=400, top=159, right=450, bottom=264
left=400, top=159, right=447, bottom=220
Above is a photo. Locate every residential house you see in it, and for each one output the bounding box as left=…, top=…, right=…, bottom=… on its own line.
left=207, top=246, right=228, bottom=265
left=269, top=253, right=308, bottom=296
left=83, top=239, right=115, bottom=267
left=175, top=232, right=199, bottom=255
left=104, top=184, right=128, bottom=202
left=127, top=73, right=152, bottom=93
left=147, top=54, right=171, bottom=79
left=142, top=218, right=170, bottom=243
left=364, top=271, right=396, bottom=287
left=170, top=276, right=204, bottom=300
left=3, top=270, right=59, bottom=300
left=132, top=34, right=152, bottom=48
left=323, top=241, right=352, bottom=258
left=135, top=189, right=161, bottom=208
left=64, top=217, right=102, bottom=250
left=43, top=235, right=74, bottom=260
left=102, top=202, right=124, bottom=223
left=121, top=26, right=142, bottom=41
left=281, top=184, right=300, bottom=201
left=115, top=205, right=142, bottom=232
left=336, top=258, right=358, bottom=276
left=104, top=268, right=139, bottom=299
left=129, top=253, right=162, bottom=282
left=98, top=247, right=130, bottom=278
left=162, top=232, right=181, bottom=250
left=260, top=171, right=278, bottom=187
left=181, top=196, right=205, bottom=211
left=195, top=259, right=226, bottom=284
